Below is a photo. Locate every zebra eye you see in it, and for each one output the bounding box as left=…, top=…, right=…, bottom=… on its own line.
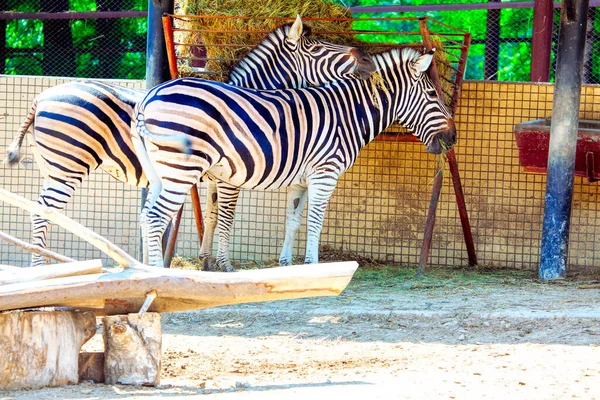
left=426, top=89, right=438, bottom=97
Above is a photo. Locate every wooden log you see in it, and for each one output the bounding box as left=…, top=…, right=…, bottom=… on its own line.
left=0, top=262, right=359, bottom=315
left=0, top=230, right=75, bottom=264
left=0, top=259, right=103, bottom=285
left=0, top=188, right=138, bottom=268
left=103, top=313, right=162, bottom=386
left=0, top=310, right=96, bottom=390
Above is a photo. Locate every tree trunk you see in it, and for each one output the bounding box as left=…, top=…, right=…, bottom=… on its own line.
left=103, top=313, right=161, bottom=386
left=0, top=310, right=96, bottom=390
left=41, top=0, right=76, bottom=77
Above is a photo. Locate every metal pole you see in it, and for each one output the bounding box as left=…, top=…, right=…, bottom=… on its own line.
left=485, top=0, right=501, bottom=80
left=142, top=0, right=174, bottom=265
left=539, top=0, right=589, bottom=280
left=146, top=0, right=173, bottom=89
left=531, top=0, right=554, bottom=82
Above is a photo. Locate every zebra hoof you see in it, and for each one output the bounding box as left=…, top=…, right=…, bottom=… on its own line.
left=200, top=256, right=218, bottom=271
left=216, top=262, right=236, bottom=273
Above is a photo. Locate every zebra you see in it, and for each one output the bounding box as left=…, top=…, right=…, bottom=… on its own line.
left=132, top=46, right=457, bottom=269
left=3, top=16, right=375, bottom=267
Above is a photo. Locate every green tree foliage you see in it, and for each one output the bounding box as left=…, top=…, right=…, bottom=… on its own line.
left=3, top=0, right=598, bottom=82
left=3, top=0, right=147, bottom=78
left=331, top=0, right=561, bottom=82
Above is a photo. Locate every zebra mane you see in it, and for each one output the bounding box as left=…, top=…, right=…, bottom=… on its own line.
left=229, top=22, right=312, bottom=78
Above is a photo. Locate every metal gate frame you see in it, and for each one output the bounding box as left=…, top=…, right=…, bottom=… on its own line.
left=160, top=14, right=476, bottom=272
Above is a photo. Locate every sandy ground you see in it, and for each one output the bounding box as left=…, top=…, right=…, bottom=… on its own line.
left=2, top=270, right=600, bottom=400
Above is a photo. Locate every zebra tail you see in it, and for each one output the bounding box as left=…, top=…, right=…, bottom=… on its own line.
left=3, top=97, right=38, bottom=165
left=135, top=108, right=193, bottom=155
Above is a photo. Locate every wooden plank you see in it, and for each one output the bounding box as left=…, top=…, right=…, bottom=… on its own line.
left=0, top=230, right=75, bottom=264
left=0, top=262, right=359, bottom=315
left=0, top=188, right=138, bottom=268
left=0, top=259, right=102, bottom=285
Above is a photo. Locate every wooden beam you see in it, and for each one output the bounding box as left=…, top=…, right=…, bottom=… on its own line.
left=0, top=189, right=138, bottom=268
left=0, top=230, right=75, bottom=264
left=0, top=259, right=102, bottom=285
left=0, top=262, right=359, bottom=315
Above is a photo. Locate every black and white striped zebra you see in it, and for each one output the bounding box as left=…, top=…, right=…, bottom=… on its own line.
left=132, top=47, right=456, bottom=269
left=3, top=16, right=374, bottom=267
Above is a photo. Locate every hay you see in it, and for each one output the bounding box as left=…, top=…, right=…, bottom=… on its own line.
left=175, top=0, right=368, bottom=80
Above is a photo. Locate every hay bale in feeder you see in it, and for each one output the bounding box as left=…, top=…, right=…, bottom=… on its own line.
left=174, top=0, right=370, bottom=80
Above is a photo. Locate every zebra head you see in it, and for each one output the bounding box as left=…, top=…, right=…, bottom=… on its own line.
left=285, top=15, right=376, bottom=85
left=389, top=47, right=456, bottom=154
left=228, top=16, right=376, bottom=90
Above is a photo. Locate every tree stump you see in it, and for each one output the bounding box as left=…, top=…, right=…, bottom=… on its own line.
left=0, top=310, right=96, bottom=390
left=103, top=313, right=161, bottom=386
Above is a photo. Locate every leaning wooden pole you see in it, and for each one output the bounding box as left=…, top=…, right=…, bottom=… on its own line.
left=0, top=188, right=138, bottom=268
left=0, top=230, right=75, bottom=264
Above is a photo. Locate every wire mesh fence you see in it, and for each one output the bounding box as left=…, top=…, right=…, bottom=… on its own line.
left=4, top=1, right=600, bottom=82
left=2, top=0, right=147, bottom=79
left=2, top=2, right=600, bottom=274
left=4, top=76, right=600, bottom=274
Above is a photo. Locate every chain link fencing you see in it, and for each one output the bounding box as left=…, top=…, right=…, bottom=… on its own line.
left=2, top=1, right=600, bottom=82
left=2, top=0, right=147, bottom=79
left=3, top=1, right=600, bottom=275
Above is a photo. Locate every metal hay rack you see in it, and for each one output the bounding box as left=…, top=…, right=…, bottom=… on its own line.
left=161, top=14, right=476, bottom=273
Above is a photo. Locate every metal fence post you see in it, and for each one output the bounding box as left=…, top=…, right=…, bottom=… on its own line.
left=531, top=0, right=554, bottom=82
left=142, top=0, right=174, bottom=265
left=540, top=0, right=590, bottom=279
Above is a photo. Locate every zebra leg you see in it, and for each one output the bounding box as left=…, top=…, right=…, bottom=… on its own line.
left=304, top=179, right=337, bottom=264
left=140, top=183, right=162, bottom=265
left=213, top=182, right=240, bottom=272
left=30, top=177, right=77, bottom=267
left=144, top=184, right=189, bottom=268
left=198, top=182, right=218, bottom=270
left=278, top=184, right=308, bottom=266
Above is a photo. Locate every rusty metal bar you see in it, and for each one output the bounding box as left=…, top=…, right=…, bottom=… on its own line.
left=0, top=10, right=146, bottom=20
left=349, top=0, right=600, bottom=13
left=447, top=149, right=477, bottom=266
left=163, top=204, right=184, bottom=268
left=190, top=185, right=205, bottom=244
left=417, top=167, right=444, bottom=278
left=162, top=14, right=206, bottom=263
left=162, top=15, right=179, bottom=81
left=416, top=17, right=476, bottom=274
left=451, top=34, right=471, bottom=115
left=416, top=17, right=447, bottom=276
left=531, top=0, right=554, bottom=82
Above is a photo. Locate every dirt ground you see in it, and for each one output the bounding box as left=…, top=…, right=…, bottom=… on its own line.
left=2, top=266, right=600, bottom=400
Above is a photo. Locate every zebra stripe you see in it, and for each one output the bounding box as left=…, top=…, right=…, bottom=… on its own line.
left=3, top=16, right=374, bottom=267
left=134, top=47, right=456, bottom=268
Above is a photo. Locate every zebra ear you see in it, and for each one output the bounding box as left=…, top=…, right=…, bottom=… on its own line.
left=412, top=48, right=436, bottom=74
left=287, top=15, right=304, bottom=43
